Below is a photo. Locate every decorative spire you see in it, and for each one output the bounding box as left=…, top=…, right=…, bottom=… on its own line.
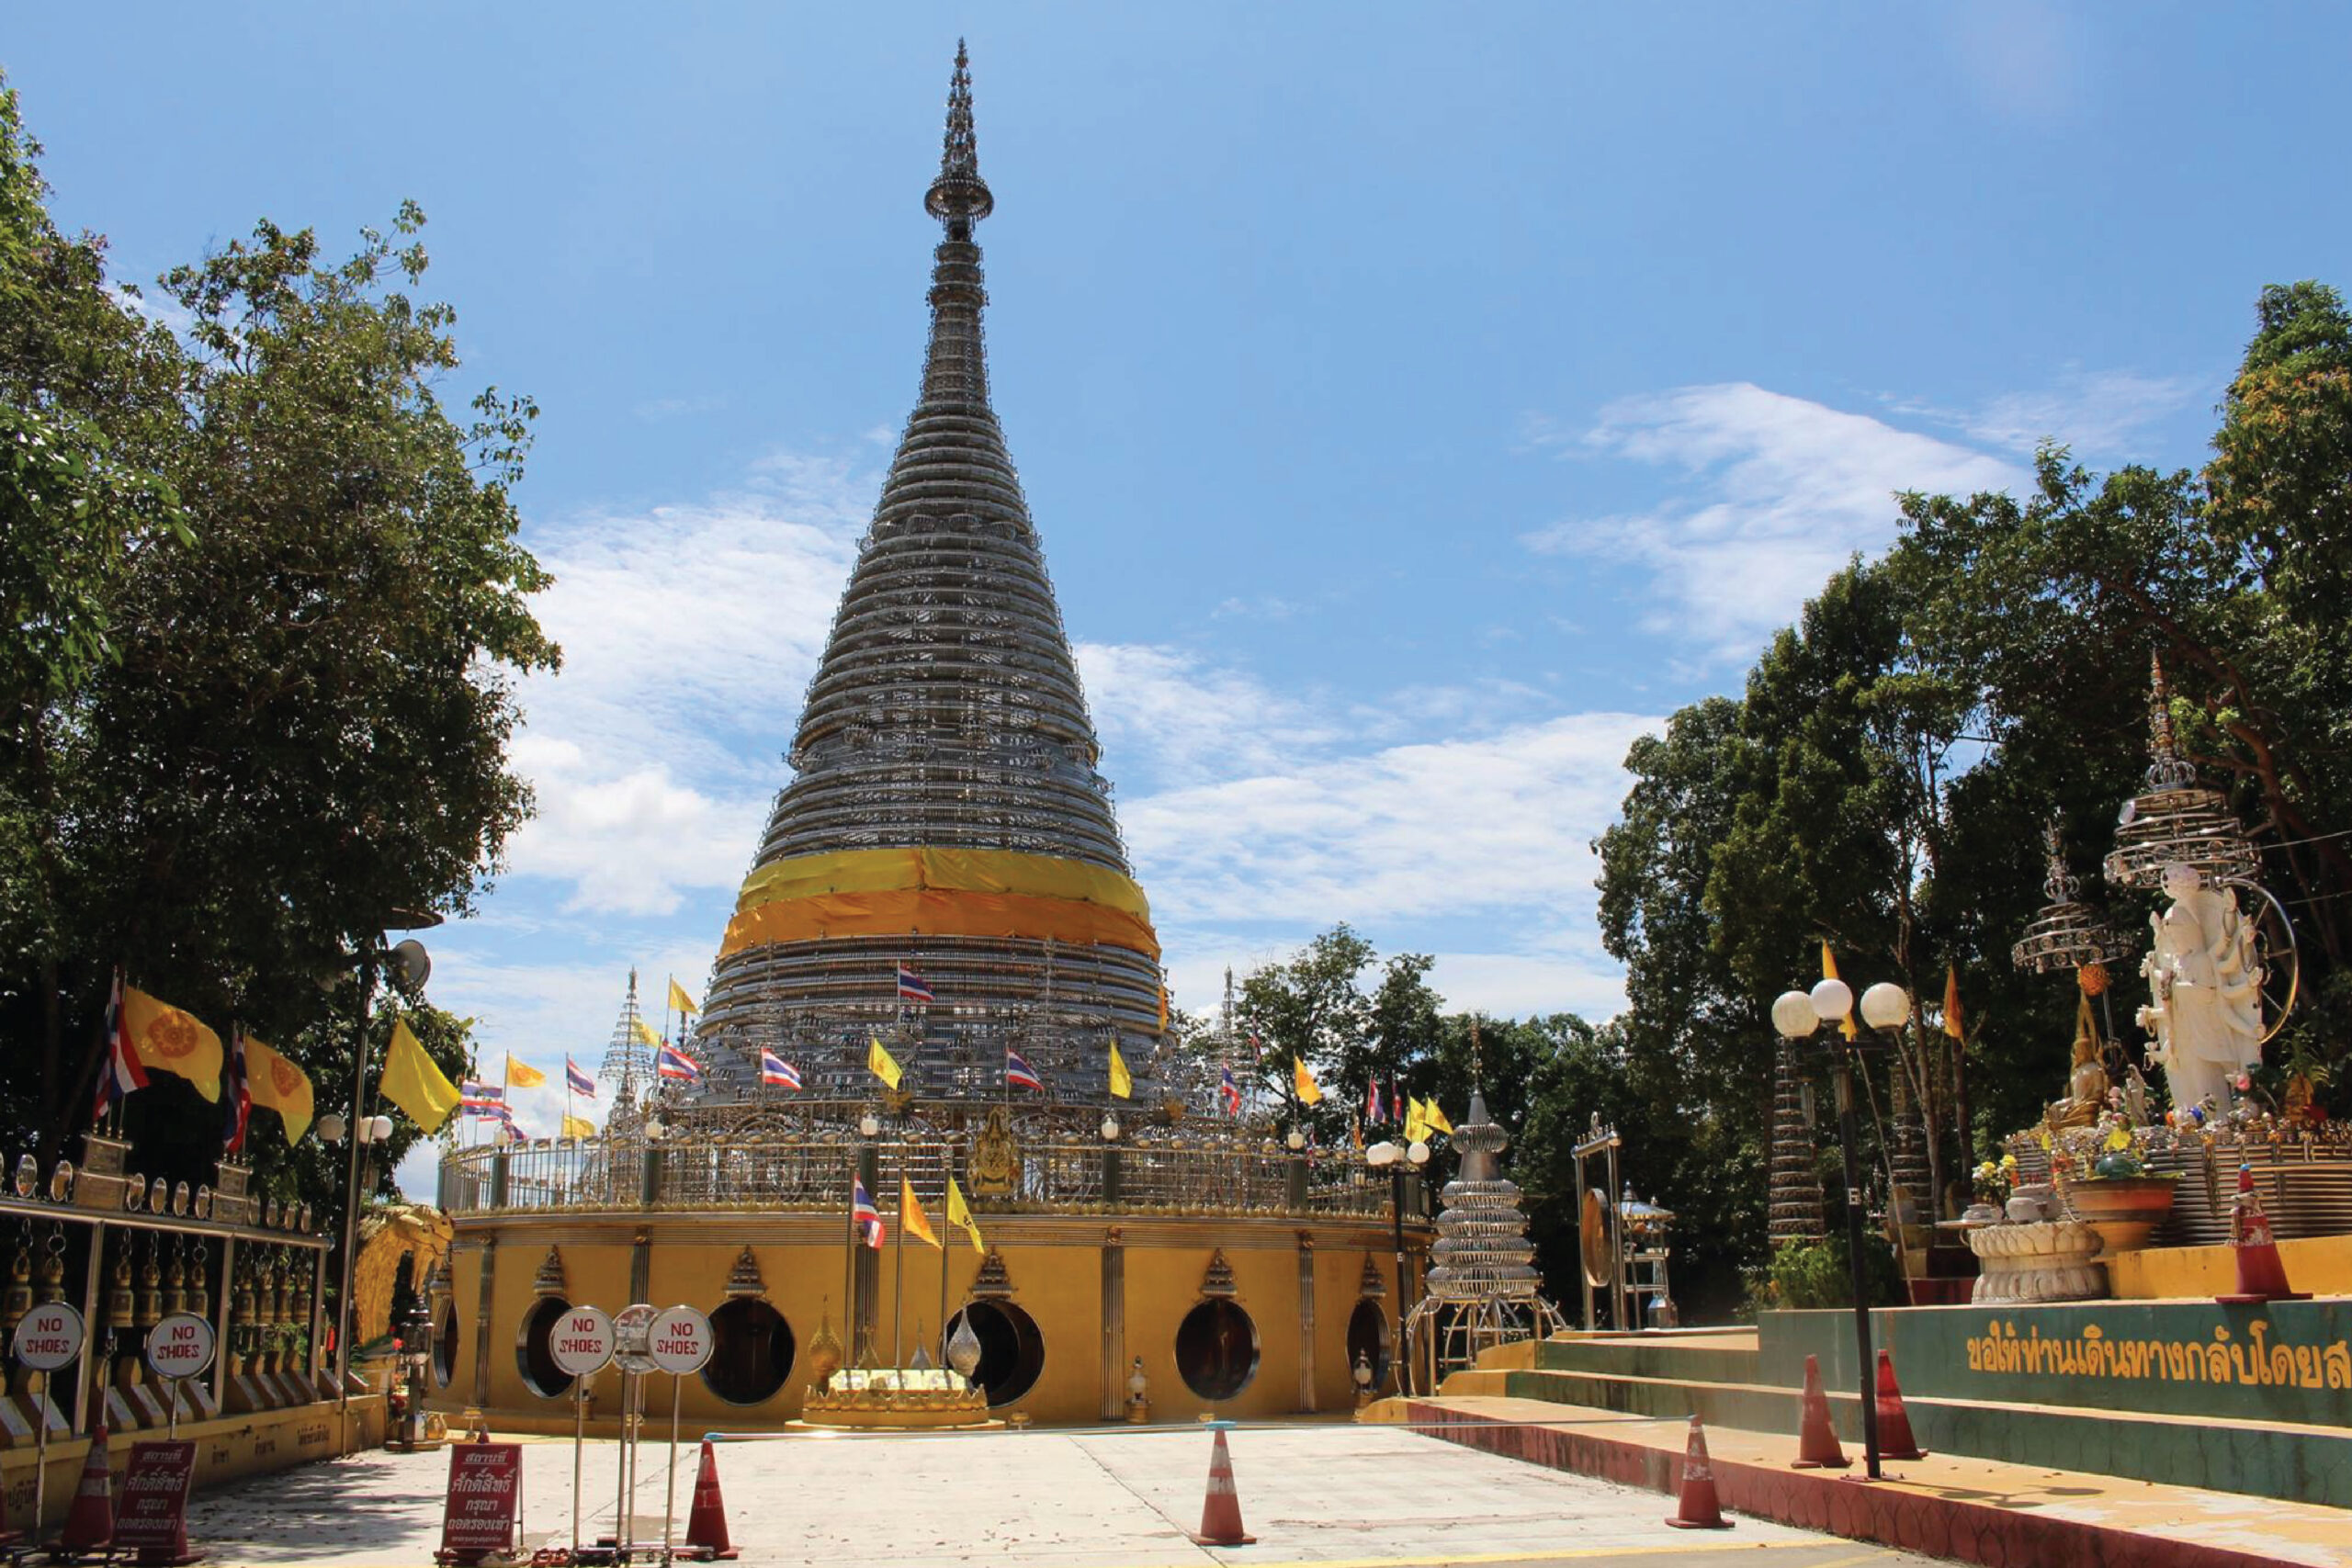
left=925, top=40, right=994, bottom=235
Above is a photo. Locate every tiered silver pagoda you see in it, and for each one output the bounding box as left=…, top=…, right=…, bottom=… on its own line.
left=672, top=43, right=1191, bottom=1123
left=1405, top=1088, right=1565, bottom=1386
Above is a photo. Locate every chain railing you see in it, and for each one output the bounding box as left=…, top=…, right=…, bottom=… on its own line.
left=438, top=1133, right=1396, bottom=1218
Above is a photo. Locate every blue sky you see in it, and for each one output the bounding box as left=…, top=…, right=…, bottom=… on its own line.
left=10, top=5, right=2347, bottom=1164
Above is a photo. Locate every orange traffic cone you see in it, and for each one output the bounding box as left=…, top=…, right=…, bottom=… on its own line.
left=1188, top=1426, right=1257, bottom=1547
left=1791, top=1354, right=1849, bottom=1470
left=2218, top=1165, right=2310, bottom=1304
left=1664, top=1416, right=1732, bottom=1529
left=59, top=1423, right=116, bottom=1554
left=679, top=1440, right=740, bottom=1561
left=1873, top=1350, right=1927, bottom=1461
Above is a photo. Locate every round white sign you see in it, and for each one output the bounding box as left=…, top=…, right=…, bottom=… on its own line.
left=612, top=1303, right=659, bottom=1374
left=548, top=1305, right=616, bottom=1377
left=144, top=1313, right=216, bottom=1381
left=12, top=1302, right=85, bottom=1371
left=646, top=1304, right=713, bottom=1375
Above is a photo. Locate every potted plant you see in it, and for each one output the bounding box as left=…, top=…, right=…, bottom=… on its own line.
left=1967, top=1153, right=2017, bottom=1224
left=2061, top=1115, right=2177, bottom=1252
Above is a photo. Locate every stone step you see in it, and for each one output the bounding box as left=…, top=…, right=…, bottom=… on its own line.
left=1460, top=1360, right=2352, bottom=1507
left=1398, top=1393, right=2352, bottom=1568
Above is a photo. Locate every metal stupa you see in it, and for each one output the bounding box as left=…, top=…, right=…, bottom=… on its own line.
left=2103, top=654, right=2261, bottom=890
left=1406, top=1087, right=1565, bottom=1388
left=2012, top=821, right=2139, bottom=975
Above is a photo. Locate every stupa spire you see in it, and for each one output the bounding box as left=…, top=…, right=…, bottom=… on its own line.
left=925, top=40, right=993, bottom=235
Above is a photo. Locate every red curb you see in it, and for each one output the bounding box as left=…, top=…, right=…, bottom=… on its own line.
left=1400, top=1401, right=2298, bottom=1568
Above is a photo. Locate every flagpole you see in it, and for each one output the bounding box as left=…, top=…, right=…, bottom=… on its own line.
left=890, top=1146, right=908, bottom=1374
left=934, top=1145, right=950, bottom=1368
left=842, top=1166, right=859, bottom=1369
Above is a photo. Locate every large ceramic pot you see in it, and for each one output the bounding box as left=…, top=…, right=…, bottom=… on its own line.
left=1966, top=1219, right=2107, bottom=1303
left=2064, top=1174, right=2178, bottom=1254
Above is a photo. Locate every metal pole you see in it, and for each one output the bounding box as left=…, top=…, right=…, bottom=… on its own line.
left=935, top=1145, right=951, bottom=1369
left=1388, top=1165, right=1407, bottom=1395
left=571, top=1378, right=585, bottom=1561
left=334, top=951, right=379, bottom=1414
left=32, top=1373, right=51, bottom=1545
left=613, top=1370, right=632, bottom=1561
left=661, top=1372, right=682, bottom=1566
left=166, top=1371, right=178, bottom=1440
left=890, top=1149, right=908, bottom=1375
left=1832, top=1048, right=1883, bottom=1479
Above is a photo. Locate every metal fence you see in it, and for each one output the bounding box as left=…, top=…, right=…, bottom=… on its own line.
left=438, top=1134, right=1396, bottom=1219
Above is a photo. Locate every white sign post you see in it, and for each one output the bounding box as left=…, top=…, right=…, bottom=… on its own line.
left=143, top=1312, right=217, bottom=1439
left=610, top=1303, right=658, bottom=1562
left=548, top=1305, right=616, bottom=1561
left=648, top=1305, right=714, bottom=1566
left=14, top=1301, right=86, bottom=1544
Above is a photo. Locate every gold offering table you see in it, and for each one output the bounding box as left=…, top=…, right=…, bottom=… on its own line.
left=797, top=1369, right=1000, bottom=1431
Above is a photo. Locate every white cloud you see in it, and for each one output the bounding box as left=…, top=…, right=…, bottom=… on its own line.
left=1523, top=382, right=2020, bottom=662
left=497, top=452, right=875, bottom=912
left=1125, top=711, right=1651, bottom=929
left=1930, top=369, right=2196, bottom=458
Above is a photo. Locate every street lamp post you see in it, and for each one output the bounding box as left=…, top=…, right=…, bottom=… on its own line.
left=1772, top=975, right=1910, bottom=1481
left=330, top=932, right=429, bottom=1414
left=1364, top=1136, right=1430, bottom=1394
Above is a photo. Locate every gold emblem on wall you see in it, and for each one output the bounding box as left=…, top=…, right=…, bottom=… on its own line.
left=970, top=1106, right=1019, bottom=1195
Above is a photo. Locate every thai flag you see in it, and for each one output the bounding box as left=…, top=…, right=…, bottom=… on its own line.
left=502, top=1118, right=528, bottom=1144
left=1365, top=1079, right=1383, bottom=1124
left=223, top=1025, right=251, bottom=1155
left=853, top=1177, right=885, bottom=1248
left=1246, top=1025, right=1263, bottom=1062
left=1219, top=1065, right=1242, bottom=1116
left=897, top=964, right=934, bottom=1005
left=92, top=973, right=147, bottom=1122
left=1005, top=1047, right=1044, bottom=1092
left=656, top=1042, right=701, bottom=1082
left=760, top=1050, right=801, bottom=1090
left=461, top=1082, right=505, bottom=1114
left=565, top=1057, right=596, bottom=1097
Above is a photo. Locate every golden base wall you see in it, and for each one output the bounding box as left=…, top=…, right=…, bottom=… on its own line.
left=0, top=1398, right=385, bottom=1530
left=433, top=1209, right=1422, bottom=1430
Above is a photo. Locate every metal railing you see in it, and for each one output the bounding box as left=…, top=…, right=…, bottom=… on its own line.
left=438, top=1133, right=1401, bottom=1219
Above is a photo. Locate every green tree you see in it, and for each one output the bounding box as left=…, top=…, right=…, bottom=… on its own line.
left=0, top=79, right=552, bottom=1211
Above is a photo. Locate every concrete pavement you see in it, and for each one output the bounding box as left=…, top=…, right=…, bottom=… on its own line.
left=178, top=1421, right=1944, bottom=1567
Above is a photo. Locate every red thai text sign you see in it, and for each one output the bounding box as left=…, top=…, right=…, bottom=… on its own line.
left=439, top=1442, right=523, bottom=1557
left=115, top=1440, right=198, bottom=1556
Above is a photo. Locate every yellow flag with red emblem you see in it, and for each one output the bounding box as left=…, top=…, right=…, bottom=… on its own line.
left=122, top=986, right=223, bottom=1102
left=243, top=1035, right=314, bottom=1144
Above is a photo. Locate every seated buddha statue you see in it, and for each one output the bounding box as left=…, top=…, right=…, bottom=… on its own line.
left=2046, top=995, right=2111, bottom=1131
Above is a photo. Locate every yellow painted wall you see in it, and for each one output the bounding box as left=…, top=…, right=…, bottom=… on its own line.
left=437, top=1213, right=1408, bottom=1431
left=0, top=1397, right=383, bottom=1529
left=2108, top=1234, right=2352, bottom=1299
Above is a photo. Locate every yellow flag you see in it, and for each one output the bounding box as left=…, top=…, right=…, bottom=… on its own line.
left=867, top=1035, right=902, bottom=1090
left=1425, top=1099, right=1454, bottom=1136
left=668, top=977, right=698, bottom=1016
left=1942, top=964, right=1965, bottom=1043
left=1107, top=1038, right=1133, bottom=1100
left=504, top=1055, right=547, bottom=1089
left=122, top=986, right=224, bottom=1102
left=1293, top=1056, right=1323, bottom=1107
left=243, top=1035, right=314, bottom=1144
left=1821, top=942, right=1858, bottom=1040
left=945, top=1177, right=985, bottom=1254
left=1404, top=1097, right=1430, bottom=1143
left=901, top=1176, right=941, bottom=1248
left=629, top=1015, right=662, bottom=1049
left=560, top=1113, right=596, bottom=1140
left=379, top=1017, right=460, bottom=1134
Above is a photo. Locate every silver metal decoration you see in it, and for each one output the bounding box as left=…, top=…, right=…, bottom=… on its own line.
left=2012, top=821, right=2139, bottom=974
left=2104, top=654, right=2261, bottom=890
